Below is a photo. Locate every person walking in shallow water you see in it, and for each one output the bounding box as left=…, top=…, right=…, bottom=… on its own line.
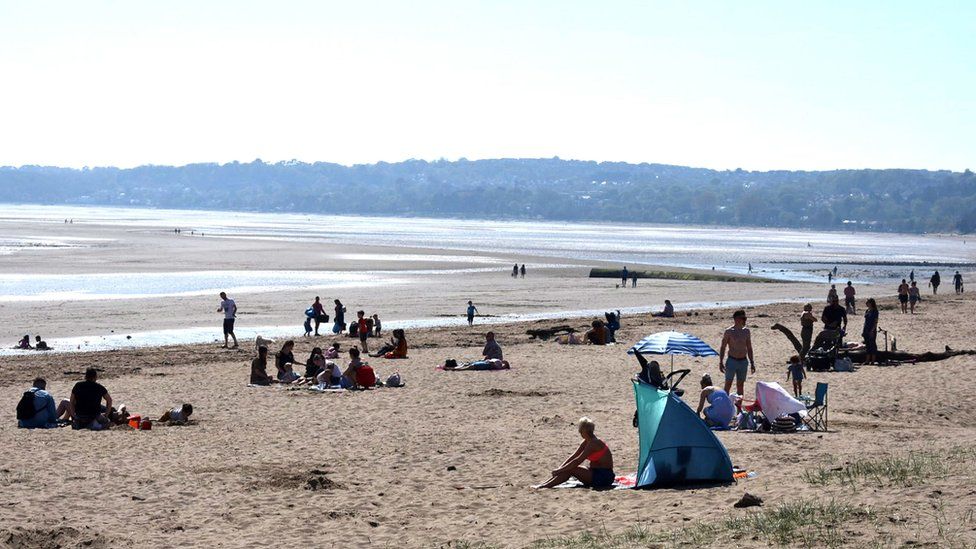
left=520, top=264, right=526, bottom=278
left=466, top=301, right=478, bottom=326
left=621, top=266, right=628, bottom=288
left=512, top=264, right=518, bottom=278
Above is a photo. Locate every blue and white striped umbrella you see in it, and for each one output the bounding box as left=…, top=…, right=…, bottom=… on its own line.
left=627, top=331, right=718, bottom=357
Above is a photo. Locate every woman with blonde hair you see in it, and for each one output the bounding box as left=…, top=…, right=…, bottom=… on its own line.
left=537, top=417, right=614, bottom=489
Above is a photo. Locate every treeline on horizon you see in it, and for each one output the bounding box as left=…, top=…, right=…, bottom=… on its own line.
left=3, top=158, right=976, bottom=233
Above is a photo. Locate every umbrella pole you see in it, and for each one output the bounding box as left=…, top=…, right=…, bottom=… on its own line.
left=670, top=355, right=674, bottom=376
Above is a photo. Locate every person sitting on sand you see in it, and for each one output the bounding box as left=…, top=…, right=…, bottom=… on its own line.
left=316, top=360, right=343, bottom=387
left=341, top=347, right=375, bottom=389
left=275, top=340, right=302, bottom=383
left=70, top=368, right=112, bottom=431
left=537, top=417, right=615, bottom=489
left=799, top=303, right=816, bottom=357
left=585, top=320, right=608, bottom=345
left=445, top=332, right=510, bottom=370
left=604, top=310, right=621, bottom=342
left=16, top=335, right=31, bottom=349
left=652, top=300, right=674, bottom=318
left=302, top=347, right=326, bottom=382
left=696, top=374, right=736, bottom=428
left=785, top=355, right=804, bottom=397
left=17, top=377, right=70, bottom=429
left=633, top=350, right=665, bottom=389
left=370, top=328, right=408, bottom=358
left=159, top=403, right=194, bottom=424
left=482, top=331, right=503, bottom=361
left=324, top=342, right=340, bottom=359
left=250, top=346, right=274, bottom=386
left=34, top=335, right=51, bottom=350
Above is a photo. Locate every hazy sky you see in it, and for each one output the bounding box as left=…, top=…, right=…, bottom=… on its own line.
left=1, top=1, right=973, bottom=170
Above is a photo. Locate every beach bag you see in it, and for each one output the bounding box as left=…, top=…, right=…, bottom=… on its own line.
left=356, top=365, right=376, bottom=387
left=16, top=391, right=36, bottom=420
left=305, top=307, right=316, bottom=318
left=833, top=357, right=853, bottom=372
left=386, top=372, right=404, bottom=387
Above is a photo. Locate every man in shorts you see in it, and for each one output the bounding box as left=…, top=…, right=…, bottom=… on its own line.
left=217, top=291, right=238, bottom=348
left=719, top=310, right=755, bottom=402
left=843, top=281, right=856, bottom=314
left=897, top=279, right=910, bottom=314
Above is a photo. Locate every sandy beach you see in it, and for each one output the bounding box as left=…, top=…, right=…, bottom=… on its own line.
left=3, top=286, right=976, bottom=547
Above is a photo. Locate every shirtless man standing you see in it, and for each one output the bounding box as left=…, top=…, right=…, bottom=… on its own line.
left=719, top=310, right=755, bottom=400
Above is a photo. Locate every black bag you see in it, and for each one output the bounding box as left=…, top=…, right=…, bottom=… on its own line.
left=317, top=314, right=329, bottom=323
left=445, top=359, right=458, bottom=369
left=16, top=391, right=36, bottom=421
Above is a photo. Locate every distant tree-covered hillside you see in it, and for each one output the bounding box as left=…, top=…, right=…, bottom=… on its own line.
left=2, top=158, right=975, bottom=233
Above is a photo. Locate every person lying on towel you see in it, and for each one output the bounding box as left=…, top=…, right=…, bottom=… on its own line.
left=536, top=417, right=615, bottom=489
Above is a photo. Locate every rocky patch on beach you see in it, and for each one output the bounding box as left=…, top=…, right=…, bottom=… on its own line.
left=0, top=526, right=116, bottom=549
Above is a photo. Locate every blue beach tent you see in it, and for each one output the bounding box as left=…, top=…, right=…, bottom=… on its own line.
left=632, top=374, right=734, bottom=488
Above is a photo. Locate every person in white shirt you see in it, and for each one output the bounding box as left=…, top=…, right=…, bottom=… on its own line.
left=217, top=291, right=238, bottom=348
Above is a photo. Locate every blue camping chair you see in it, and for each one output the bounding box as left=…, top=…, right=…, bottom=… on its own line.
left=802, top=382, right=829, bottom=431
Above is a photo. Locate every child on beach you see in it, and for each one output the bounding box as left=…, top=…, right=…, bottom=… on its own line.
left=467, top=301, right=478, bottom=326
left=786, top=355, right=804, bottom=397
left=325, top=342, right=340, bottom=359
left=372, top=314, right=382, bottom=336
left=159, top=403, right=194, bottom=424
left=303, top=315, right=313, bottom=337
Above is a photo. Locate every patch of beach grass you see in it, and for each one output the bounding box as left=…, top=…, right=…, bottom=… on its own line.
left=803, top=447, right=976, bottom=490
left=532, top=499, right=874, bottom=548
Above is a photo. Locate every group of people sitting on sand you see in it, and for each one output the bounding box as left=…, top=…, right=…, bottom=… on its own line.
left=16, top=368, right=193, bottom=430
left=14, top=335, right=51, bottom=351
left=250, top=336, right=405, bottom=389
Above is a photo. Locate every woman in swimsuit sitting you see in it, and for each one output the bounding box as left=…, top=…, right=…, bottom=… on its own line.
left=537, top=417, right=614, bottom=489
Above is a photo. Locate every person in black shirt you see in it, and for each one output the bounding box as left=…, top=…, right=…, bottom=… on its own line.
left=70, top=368, right=112, bottom=430
left=250, top=346, right=273, bottom=385
left=821, top=295, right=848, bottom=331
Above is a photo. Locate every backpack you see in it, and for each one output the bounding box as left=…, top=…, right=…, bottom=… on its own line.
left=16, top=390, right=36, bottom=421
left=356, top=365, right=376, bottom=387
left=386, top=372, right=404, bottom=388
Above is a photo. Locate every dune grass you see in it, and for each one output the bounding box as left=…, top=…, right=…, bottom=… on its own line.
left=802, top=447, right=976, bottom=489
left=531, top=499, right=874, bottom=548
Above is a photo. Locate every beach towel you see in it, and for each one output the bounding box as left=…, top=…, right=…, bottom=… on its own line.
left=755, top=381, right=807, bottom=419
left=548, top=473, right=637, bottom=490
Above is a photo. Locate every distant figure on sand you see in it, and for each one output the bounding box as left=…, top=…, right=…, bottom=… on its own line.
left=826, top=284, right=838, bottom=303
left=909, top=281, right=921, bottom=313
left=333, top=300, right=346, bottom=334
left=863, top=298, right=879, bottom=364
left=954, top=271, right=964, bottom=294
left=372, top=314, right=382, bottom=336
left=929, top=271, right=941, bottom=295
left=719, top=310, right=754, bottom=401
left=70, top=368, right=112, bottom=431
left=17, top=377, right=70, bottom=429
left=696, top=374, right=735, bottom=428
left=897, top=279, right=910, bottom=314
left=512, top=264, right=519, bottom=278
left=311, top=296, right=326, bottom=336
left=16, top=335, right=31, bottom=349
left=520, top=264, right=526, bottom=278
left=631, top=272, right=637, bottom=288
left=537, top=417, right=614, bottom=489
left=34, top=336, right=50, bottom=350
left=217, top=292, right=238, bottom=348
left=652, top=300, right=674, bottom=318
left=827, top=271, right=832, bottom=284
left=621, top=266, right=628, bottom=287
left=466, top=301, right=478, bottom=326
left=799, top=303, right=816, bottom=357
left=844, top=281, right=856, bottom=314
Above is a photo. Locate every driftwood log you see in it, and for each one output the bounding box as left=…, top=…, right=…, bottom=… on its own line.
left=526, top=325, right=576, bottom=340
left=769, top=323, right=976, bottom=364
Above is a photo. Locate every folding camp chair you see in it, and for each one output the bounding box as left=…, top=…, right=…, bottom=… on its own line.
left=802, top=382, right=829, bottom=431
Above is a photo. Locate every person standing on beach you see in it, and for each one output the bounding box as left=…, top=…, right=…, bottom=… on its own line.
left=821, top=295, right=847, bottom=331
left=827, top=284, right=838, bottom=303
left=843, top=281, right=856, bottom=314
left=799, top=303, right=816, bottom=357
left=909, top=269, right=915, bottom=282
left=909, top=281, right=921, bottom=314
left=333, top=300, right=346, bottom=334
left=512, top=264, right=519, bottom=278
left=718, top=310, right=755, bottom=400
left=863, top=298, right=879, bottom=364
left=467, top=301, right=478, bottom=326
left=897, top=279, right=910, bottom=314
left=621, top=266, right=628, bottom=287
left=356, top=311, right=370, bottom=353
left=311, top=296, right=326, bottom=336
left=954, top=271, right=964, bottom=294
left=217, top=291, right=238, bottom=348
left=631, top=272, right=637, bottom=287
left=520, top=264, right=526, bottom=278
left=827, top=271, right=833, bottom=284
left=929, top=271, right=941, bottom=295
